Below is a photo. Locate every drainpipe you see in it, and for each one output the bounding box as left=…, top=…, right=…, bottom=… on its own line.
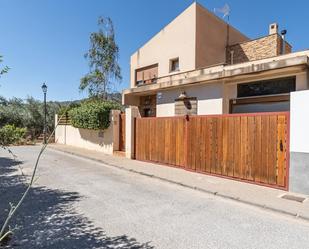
left=230, top=50, right=234, bottom=65
left=225, top=17, right=230, bottom=64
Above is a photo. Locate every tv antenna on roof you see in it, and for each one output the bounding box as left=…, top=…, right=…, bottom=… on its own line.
left=214, top=3, right=230, bottom=20
left=214, top=3, right=231, bottom=64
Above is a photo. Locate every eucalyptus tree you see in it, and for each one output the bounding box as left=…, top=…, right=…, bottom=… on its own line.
left=80, top=17, right=122, bottom=99
left=0, top=55, right=9, bottom=79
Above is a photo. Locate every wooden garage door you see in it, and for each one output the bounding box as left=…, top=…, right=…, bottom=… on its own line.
left=135, top=112, right=289, bottom=189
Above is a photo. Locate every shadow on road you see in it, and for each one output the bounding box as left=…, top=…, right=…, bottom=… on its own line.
left=0, top=155, right=154, bottom=249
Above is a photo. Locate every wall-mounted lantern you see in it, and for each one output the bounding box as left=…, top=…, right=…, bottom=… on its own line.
left=175, top=91, right=197, bottom=116
left=178, top=91, right=187, bottom=100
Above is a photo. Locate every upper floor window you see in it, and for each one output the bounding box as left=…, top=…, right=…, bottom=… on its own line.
left=170, top=58, right=179, bottom=72
left=135, top=64, right=158, bottom=86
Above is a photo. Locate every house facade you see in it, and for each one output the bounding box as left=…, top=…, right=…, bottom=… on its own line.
left=122, top=3, right=309, bottom=194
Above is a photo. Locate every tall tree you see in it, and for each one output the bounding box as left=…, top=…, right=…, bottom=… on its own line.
left=80, top=17, right=122, bottom=99
left=0, top=55, right=10, bottom=148
left=0, top=55, right=9, bottom=81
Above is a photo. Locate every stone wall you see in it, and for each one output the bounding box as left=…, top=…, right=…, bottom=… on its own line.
left=227, top=34, right=292, bottom=64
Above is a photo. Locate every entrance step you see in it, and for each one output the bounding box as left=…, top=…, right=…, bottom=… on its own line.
left=113, top=151, right=126, bottom=157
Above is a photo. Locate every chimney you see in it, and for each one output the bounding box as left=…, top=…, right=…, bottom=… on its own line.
left=269, top=23, right=278, bottom=35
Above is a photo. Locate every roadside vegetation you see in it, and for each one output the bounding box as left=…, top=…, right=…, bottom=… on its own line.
left=0, top=15, right=123, bottom=245
left=80, top=16, right=122, bottom=99
left=0, top=125, right=27, bottom=147
left=69, top=99, right=122, bottom=130
left=0, top=96, right=63, bottom=142
left=64, top=16, right=123, bottom=131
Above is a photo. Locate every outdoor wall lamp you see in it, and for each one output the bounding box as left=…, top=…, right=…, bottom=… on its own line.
left=178, top=91, right=187, bottom=100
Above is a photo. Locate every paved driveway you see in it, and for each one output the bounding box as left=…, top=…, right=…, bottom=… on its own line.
left=1, top=146, right=309, bottom=249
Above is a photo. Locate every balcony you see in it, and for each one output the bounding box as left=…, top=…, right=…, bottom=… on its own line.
left=136, top=78, right=157, bottom=86
left=135, top=64, right=158, bottom=86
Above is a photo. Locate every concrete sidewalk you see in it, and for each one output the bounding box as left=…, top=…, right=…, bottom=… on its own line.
left=48, top=144, right=309, bottom=222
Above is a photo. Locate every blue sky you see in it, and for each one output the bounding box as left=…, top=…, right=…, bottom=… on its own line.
left=0, top=0, right=308, bottom=101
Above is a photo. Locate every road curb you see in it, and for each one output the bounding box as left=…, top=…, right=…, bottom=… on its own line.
left=49, top=146, right=309, bottom=223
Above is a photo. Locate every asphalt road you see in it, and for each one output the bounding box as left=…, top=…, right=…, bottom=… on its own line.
left=1, top=146, right=309, bottom=249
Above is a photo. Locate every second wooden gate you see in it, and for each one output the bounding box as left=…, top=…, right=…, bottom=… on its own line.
left=135, top=112, right=289, bottom=189
left=119, top=113, right=126, bottom=152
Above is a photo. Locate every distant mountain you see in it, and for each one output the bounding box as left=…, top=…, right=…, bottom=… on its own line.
left=0, top=91, right=122, bottom=107
left=49, top=92, right=122, bottom=105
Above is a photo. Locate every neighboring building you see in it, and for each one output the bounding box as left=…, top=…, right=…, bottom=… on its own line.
left=123, top=2, right=309, bottom=194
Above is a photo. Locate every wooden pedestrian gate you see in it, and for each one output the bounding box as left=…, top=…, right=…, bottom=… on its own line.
left=119, top=113, right=126, bottom=152
left=135, top=112, right=289, bottom=189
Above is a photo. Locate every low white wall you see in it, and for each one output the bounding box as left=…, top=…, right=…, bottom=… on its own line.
left=156, top=103, right=175, bottom=117
left=290, top=90, right=309, bottom=153
left=55, top=124, right=114, bottom=155
left=156, top=83, right=223, bottom=117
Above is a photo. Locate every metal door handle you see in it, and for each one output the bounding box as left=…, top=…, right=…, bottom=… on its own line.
left=280, top=140, right=284, bottom=152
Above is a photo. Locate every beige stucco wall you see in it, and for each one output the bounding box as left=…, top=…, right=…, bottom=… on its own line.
left=223, top=83, right=237, bottom=113
left=195, top=3, right=248, bottom=68
left=296, top=72, right=308, bottom=90
left=112, top=110, right=121, bottom=151
left=55, top=124, right=114, bottom=155
left=156, top=82, right=224, bottom=117
left=130, top=3, right=248, bottom=88
left=130, top=3, right=197, bottom=88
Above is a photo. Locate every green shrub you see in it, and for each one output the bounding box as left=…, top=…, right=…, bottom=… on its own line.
left=0, top=124, right=27, bottom=146
left=69, top=100, right=121, bottom=130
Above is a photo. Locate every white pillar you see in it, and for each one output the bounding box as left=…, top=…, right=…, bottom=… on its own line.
left=290, top=90, right=309, bottom=194
left=111, top=110, right=121, bottom=152
left=290, top=90, right=309, bottom=153
left=54, top=114, right=58, bottom=143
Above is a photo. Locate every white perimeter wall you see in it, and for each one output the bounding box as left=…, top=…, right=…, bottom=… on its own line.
left=290, top=90, right=309, bottom=153
left=156, top=83, right=223, bottom=117
left=55, top=124, right=114, bottom=155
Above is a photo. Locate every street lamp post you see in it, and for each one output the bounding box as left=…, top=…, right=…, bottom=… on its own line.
left=41, top=83, right=48, bottom=144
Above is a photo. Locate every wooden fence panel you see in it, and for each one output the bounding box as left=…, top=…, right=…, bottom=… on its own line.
left=233, top=116, right=241, bottom=178
left=135, top=112, right=289, bottom=189
left=135, top=117, right=186, bottom=167
left=277, top=115, right=288, bottom=187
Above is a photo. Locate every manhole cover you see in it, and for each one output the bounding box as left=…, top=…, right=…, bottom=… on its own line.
left=281, top=194, right=306, bottom=203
